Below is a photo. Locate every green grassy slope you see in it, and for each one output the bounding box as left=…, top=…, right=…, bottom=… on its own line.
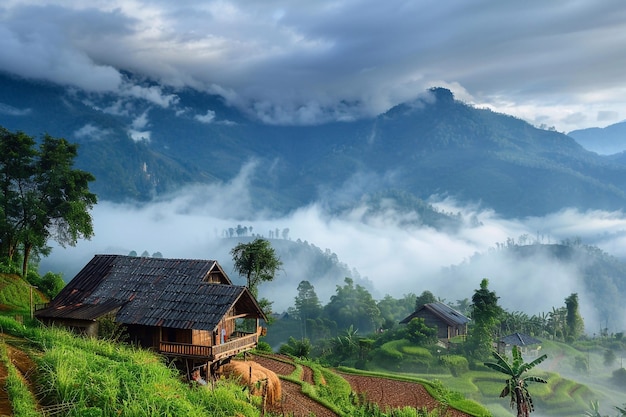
left=0, top=274, right=47, bottom=315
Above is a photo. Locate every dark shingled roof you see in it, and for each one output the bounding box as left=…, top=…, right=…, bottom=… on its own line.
left=500, top=332, right=542, bottom=346
left=35, top=254, right=265, bottom=331
left=400, top=302, right=470, bottom=326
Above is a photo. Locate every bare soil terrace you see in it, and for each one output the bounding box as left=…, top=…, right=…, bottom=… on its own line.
left=251, top=354, right=473, bottom=417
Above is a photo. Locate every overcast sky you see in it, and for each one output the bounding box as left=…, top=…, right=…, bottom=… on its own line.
left=1, top=1, right=626, bottom=130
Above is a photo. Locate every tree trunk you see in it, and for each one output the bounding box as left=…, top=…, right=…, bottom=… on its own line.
left=22, top=243, right=32, bottom=277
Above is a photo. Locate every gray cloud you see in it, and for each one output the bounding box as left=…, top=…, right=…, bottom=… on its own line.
left=1, top=1, right=626, bottom=130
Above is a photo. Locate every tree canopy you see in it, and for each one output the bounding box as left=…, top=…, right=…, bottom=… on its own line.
left=230, top=238, right=282, bottom=297
left=324, top=277, right=381, bottom=334
left=467, top=278, right=503, bottom=359
left=0, top=127, right=97, bottom=276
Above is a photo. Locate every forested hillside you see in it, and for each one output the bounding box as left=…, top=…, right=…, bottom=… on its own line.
left=2, top=73, right=626, bottom=217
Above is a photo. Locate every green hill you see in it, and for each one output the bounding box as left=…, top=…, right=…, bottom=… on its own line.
left=0, top=273, right=47, bottom=315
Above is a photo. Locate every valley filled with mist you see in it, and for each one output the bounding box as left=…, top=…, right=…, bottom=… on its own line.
left=39, top=163, right=626, bottom=337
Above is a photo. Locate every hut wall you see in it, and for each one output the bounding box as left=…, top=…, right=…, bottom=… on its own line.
left=192, top=329, right=214, bottom=346
left=415, top=310, right=449, bottom=339
left=41, top=318, right=98, bottom=337
left=126, top=324, right=161, bottom=349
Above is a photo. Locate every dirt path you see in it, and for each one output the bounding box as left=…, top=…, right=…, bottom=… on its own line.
left=0, top=338, right=40, bottom=417
left=250, top=355, right=337, bottom=417
left=0, top=359, right=11, bottom=417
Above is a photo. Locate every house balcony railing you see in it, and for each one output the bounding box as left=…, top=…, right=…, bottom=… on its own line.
left=158, top=332, right=259, bottom=361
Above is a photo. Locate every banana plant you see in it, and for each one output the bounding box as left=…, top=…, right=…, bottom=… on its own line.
left=484, top=345, right=548, bottom=417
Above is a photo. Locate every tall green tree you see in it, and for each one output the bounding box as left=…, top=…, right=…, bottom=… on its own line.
left=0, top=128, right=97, bottom=276
left=564, top=293, right=584, bottom=341
left=484, top=345, right=547, bottom=417
left=294, top=280, right=322, bottom=339
left=377, top=293, right=415, bottom=329
left=415, top=290, right=437, bottom=310
left=467, top=278, right=503, bottom=360
left=230, top=238, right=282, bottom=297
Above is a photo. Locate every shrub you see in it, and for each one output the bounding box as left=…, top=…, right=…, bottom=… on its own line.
left=279, top=337, right=311, bottom=358
left=255, top=341, right=273, bottom=353
left=400, top=345, right=432, bottom=358
left=613, top=368, right=626, bottom=387
left=371, top=342, right=403, bottom=370
left=440, top=355, right=469, bottom=376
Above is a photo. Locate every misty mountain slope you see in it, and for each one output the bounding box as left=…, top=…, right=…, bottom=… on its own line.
left=569, top=121, right=626, bottom=155
left=441, top=242, right=626, bottom=331
left=3, top=73, right=626, bottom=217
left=353, top=88, right=626, bottom=216
left=194, top=237, right=373, bottom=312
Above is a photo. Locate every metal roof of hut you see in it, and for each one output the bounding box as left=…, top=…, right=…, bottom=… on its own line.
left=35, top=254, right=265, bottom=331
left=400, top=302, right=470, bottom=326
left=499, top=332, right=541, bottom=346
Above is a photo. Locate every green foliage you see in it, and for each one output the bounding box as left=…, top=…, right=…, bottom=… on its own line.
left=230, top=238, right=282, bottom=297
left=372, top=340, right=434, bottom=373
left=564, top=293, right=584, bottom=341
left=0, top=127, right=97, bottom=276
left=415, top=291, right=438, bottom=310
left=278, top=336, right=311, bottom=358
left=612, top=368, right=626, bottom=387
left=484, top=346, right=548, bottom=417
left=377, top=293, right=416, bottom=330
left=375, top=340, right=405, bottom=364
left=440, top=355, right=470, bottom=376
left=467, top=279, right=502, bottom=360
left=96, top=314, right=128, bottom=343
left=604, top=349, right=617, bottom=367
left=0, top=320, right=260, bottom=417
left=574, top=355, right=589, bottom=373
left=0, top=342, right=39, bottom=417
left=324, top=277, right=381, bottom=334
left=404, top=317, right=437, bottom=345
left=254, top=340, right=272, bottom=353
left=0, top=273, right=47, bottom=313
left=584, top=400, right=626, bottom=417
left=25, top=270, right=64, bottom=300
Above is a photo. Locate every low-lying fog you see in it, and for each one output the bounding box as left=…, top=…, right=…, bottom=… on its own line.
left=40, top=167, right=626, bottom=334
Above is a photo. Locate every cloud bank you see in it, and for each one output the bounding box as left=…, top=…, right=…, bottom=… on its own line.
left=1, top=1, right=626, bottom=130
left=40, top=165, right=626, bottom=334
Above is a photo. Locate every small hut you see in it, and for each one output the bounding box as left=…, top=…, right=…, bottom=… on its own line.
left=35, top=254, right=266, bottom=377
left=400, top=302, right=470, bottom=341
left=498, top=332, right=542, bottom=356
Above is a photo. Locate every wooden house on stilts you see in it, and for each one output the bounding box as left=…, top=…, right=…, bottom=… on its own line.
left=35, top=254, right=266, bottom=379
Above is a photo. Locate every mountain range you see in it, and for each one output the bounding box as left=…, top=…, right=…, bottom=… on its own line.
left=569, top=122, right=626, bottom=155
left=1, top=72, right=626, bottom=219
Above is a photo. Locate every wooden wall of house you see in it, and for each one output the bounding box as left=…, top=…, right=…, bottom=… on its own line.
left=40, top=318, right=98, bottom=337
left=125, top=324, right=161, bottom=349
left=160, top=327, right=192, bottom=344
left=416, top=310, right=449, bottom=339
left=192, top=329, right=213, bottom=346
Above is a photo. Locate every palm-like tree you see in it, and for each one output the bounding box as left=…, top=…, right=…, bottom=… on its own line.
left=484, top=345, right=548, bottom=417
